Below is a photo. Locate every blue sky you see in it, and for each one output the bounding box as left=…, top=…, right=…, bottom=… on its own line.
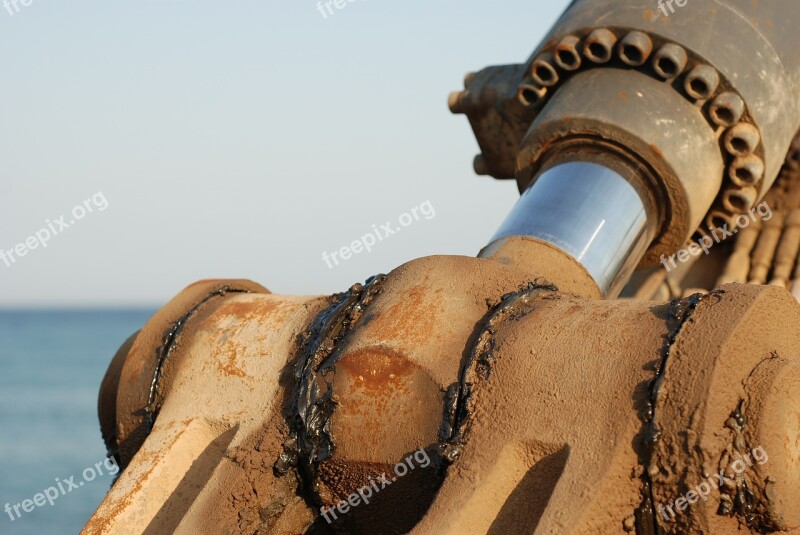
left=0, top=0, right=571, bottom=306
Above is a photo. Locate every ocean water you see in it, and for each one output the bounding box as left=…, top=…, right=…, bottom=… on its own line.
left=0, top=309, right=155, bottom=535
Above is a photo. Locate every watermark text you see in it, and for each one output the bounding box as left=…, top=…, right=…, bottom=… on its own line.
left=1, top=191, right=109, bottom=268
left=4, top=457, right=119, bottom=523
left=322, top=200, right=435, bottom=269
left=319, top=448, right=431, bottom=523
left=660, top=202, right=772, bottom=273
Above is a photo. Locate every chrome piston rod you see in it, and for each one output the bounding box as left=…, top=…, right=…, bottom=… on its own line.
left=482, top=162, right=655, bottom=297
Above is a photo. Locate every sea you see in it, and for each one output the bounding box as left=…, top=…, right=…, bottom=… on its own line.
left=0, top=309, right=156, bottom=535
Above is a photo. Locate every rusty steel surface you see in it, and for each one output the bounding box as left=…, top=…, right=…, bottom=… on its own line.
left=86, top=260, right=800, bottom=534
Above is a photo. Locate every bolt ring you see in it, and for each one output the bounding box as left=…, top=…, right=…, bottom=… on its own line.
left=583, top=28, right=617, bottom=64
left=517, top=82, right=546, bottom=107
left=531, top=55, right=560, bottom=87
left=710, top=92, right=745, bottom=127
left=684, top=64, right=720, bottom=100
left=724, top=124, right=761, bottom=157
left=554, top=35, right=583, bottom=71
left=729, top=154, right=765, bottom=187
left=618, top=31, right=653, bottom=67
left=652, top=43, right=688, bottom=79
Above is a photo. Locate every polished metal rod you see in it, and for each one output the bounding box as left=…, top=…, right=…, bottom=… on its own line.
left=485, top=161, right=653, bottom=297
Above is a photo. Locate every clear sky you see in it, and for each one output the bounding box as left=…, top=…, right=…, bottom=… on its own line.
left=0, top=0, right=572, bottom=307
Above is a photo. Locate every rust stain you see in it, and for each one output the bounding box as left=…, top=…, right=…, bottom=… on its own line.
left=216, top=340, right=248, bottom=378
left=216, top=297, right=280, bottom=320
left=541, top=36, right=560, bottom=50
left=649, top=143, right=663, bottom=158
left=318, top=459, right=397, bottom=504
left=337, top=348, right=414, bottom=394
left=366, top=285, right=440, bottom=345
